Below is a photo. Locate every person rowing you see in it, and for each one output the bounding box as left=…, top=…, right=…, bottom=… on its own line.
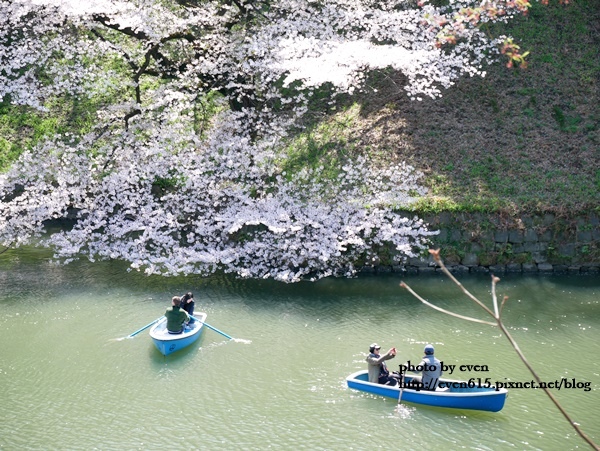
left=164, top=296, right=190, bottom=334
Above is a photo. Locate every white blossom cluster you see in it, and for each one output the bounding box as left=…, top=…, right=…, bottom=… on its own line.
left=0, top=0, right=528, bottom=281
left=0, top=108, right=433, bottom=281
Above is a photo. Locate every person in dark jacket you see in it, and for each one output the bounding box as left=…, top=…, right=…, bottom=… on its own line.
left=165, top=296, right=189, bottom=334
left=366, top=343, right=398, bottom=386
left=180, top=291, right=195, bottom=321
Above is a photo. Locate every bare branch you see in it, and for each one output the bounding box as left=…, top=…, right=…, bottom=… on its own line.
left=403, top=249, right=599, bottom=450
left=491, top=275, right=500, bottom=317
left=429, top=249, right=496, bottom=318
left=499, top=295, right=509, bottom=318
left=92, top=13, right=152, bottom=41
left=0, top=243, right=13, bottom=256
left=497, top=322, right=599, bottom=451
left=400, top=281, right=496, bottom=326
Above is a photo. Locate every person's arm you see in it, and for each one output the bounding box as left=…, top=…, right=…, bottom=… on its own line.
left=366, top=348, right=396, bottom=365
left=404, top=359, right=424, bottom=375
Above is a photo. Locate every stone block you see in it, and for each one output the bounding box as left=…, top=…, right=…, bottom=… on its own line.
left=511, top=244, right=525, bottom=254
left=532, top=252, right=547, bottom=264
left=469, top=242, right=483, bottom=253
left=419, top=266, right=436, bottom=273
left=581, top=264, right=600, bottom=274
left=521, top=215, right=534, bottom=227
left=523, top=242, right=541, bottom=253
left=542, top=213, right=555, bottom=226
left=408, top=257, right=429, bottom=267
left=450, top=229, right=462, bottom=241
left=555, top=230, right=575, bottom=242
left=506, top=263, right=522, bottom=272
left=438, top=212, right=453, bottom=225
left=471, top=266, right=490, bottom=273
left=436, top=228, right=449, bottom=242
left=558, top=243, right=576, bottom=257
left=494, top=230, right=508, bottom=243
left=524, top=229, right=538, bottom=242
left=538, top=263, right=554, bottom=272
left=489, top=265, right=506, bottom=273
left=508, top=230, right=524, bottom=243
left=553, top=264, right=569, bottom=273
left=480, top=231, right=494, bottom=242
left=462, top=253, right=479, bottom=266
left=577, top=230, right=592, bottom=242
left=448, top=265, right=470, bottom=272
left=522, top=263, right=538, bottom=272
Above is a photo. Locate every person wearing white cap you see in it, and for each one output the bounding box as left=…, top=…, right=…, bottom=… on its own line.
left=366, top=343, right=397, bottom=385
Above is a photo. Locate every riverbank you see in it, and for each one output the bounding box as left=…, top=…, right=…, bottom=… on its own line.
left=361, top=210, right=600, bottom=275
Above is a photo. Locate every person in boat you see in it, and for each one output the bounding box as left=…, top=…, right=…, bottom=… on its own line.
left=366, top=343, right=398, bottom=386
left=165, top=296, right=190, bottom=334
left=412, top=344, right=443, bottom=390
left=180, top=291, right=195, bottom=322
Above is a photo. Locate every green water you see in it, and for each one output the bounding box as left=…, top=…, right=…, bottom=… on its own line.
left=1, top=247, right=599, bottom=450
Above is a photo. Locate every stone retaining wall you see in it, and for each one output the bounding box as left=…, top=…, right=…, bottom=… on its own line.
left=362, top=211, right=600, bottom=275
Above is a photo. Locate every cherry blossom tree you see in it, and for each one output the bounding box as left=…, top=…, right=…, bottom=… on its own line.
left=0, top=0, right=544, bottom=281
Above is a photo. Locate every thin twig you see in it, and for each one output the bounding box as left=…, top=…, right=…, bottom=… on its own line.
left=400, top=282, right=496, bottom=326
left=401, top=250, right=599, bottom=451
left=499, top=295, right=509, bottom=318
left=0, top=242, right=14, bottom=256
left=491, top=275, right=500, bottom=317
left=430, top=249, right=496, bottom=318
left=497, top=321, right=599, bottom=450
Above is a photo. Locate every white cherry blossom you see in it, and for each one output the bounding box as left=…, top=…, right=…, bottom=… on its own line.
left=0, top=0, right=534, bottom=280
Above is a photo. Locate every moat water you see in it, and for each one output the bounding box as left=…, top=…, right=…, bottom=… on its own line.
left=1, top=247, right=598, bottom=450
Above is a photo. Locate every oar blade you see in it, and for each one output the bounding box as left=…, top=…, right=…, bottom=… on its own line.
left=190, top=315, right=234, bottom=340
left=116, top=316, right=162, bottom=341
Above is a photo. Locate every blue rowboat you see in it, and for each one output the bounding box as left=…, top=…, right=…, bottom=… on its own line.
left=346, top=370, right=508, bottom=412
left=149, top=312, right=208, bottom=356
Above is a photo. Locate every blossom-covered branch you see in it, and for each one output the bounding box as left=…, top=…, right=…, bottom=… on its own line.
left=0, top=0, right=545, bottom=280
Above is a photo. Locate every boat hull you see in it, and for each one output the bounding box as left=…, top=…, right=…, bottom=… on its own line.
left=149, top=312, right=207, bottom=356
left=346, top=370, right=508, bottom=412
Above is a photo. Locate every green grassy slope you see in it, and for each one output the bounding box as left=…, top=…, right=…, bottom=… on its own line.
left=348, top=0, right=599, bottom=214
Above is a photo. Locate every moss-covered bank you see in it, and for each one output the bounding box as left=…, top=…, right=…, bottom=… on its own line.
left=360, top=210, right=600, bottom=275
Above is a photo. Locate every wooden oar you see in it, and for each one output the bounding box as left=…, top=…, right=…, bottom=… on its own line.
left=190, top=315, right=233, bottom=340
left=397, top=365, right=405, bottom=405
left=115, top=317, right=163, bottom=341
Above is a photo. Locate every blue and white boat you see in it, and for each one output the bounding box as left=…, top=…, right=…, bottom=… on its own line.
left=346, top=370, right=508, bottom=412
left=149, top=312, right=208, bottom=356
